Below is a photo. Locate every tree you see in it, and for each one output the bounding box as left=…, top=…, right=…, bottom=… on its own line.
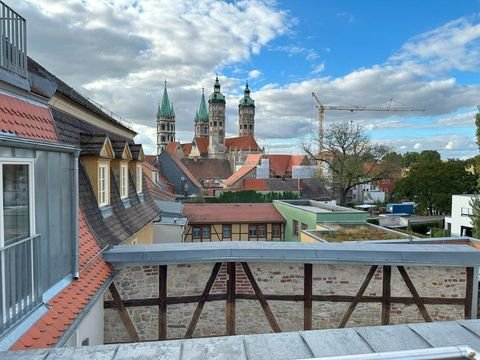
left=393, top=157, right=476, bottom=215
left=470, top=106, right=480, bottom=236
left=303, top=121, right=401, bottom=206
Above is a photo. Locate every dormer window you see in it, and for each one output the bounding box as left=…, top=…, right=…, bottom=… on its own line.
left=136, top=164, right=142, bottom=194
left=98, top=162, right=110, bottom=207
left=120, top=163, right=128, bottom=199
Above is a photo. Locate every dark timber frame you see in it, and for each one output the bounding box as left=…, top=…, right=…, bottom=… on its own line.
left=105, top=263, right=476, bottom=341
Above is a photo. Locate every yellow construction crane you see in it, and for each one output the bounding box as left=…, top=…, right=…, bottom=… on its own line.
left=311, top=92, right=425, bottom=153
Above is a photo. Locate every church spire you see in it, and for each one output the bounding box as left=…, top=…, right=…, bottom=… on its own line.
left=195, top=87, right=208, bottom=122
left=157, top=80, right=174, bottom=118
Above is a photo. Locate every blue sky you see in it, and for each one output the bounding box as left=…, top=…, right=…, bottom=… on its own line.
left=13, top=0, right=480, bottom=158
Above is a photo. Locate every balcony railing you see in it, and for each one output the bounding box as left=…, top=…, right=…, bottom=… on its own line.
left=0, top=234, right=41, bottom=336
left=0, top=1, right=27, bottom=78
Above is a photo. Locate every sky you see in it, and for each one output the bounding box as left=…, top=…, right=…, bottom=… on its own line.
left=10, top=0, right=480, bottom=158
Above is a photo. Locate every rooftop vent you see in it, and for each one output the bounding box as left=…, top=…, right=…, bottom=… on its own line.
left=0, top=1, right=27, bottom=78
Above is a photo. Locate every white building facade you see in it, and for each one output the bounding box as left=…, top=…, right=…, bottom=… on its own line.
left=445, top=194, right=474, bottom=237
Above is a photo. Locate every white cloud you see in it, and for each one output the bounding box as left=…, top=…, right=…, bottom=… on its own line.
left=311, top=63, right=325, bottom=74
left=248, top=70, right=262, bottom=79
left=337, top=12, right=355, bottom=24
left=12, top=0, right=480, bottom=159
left=413, top=143, right=422, bottom=150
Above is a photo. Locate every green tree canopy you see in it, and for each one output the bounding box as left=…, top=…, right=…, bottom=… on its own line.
left=393, top=158, right=476, bottom=215
left=303, top=121, right=401, bottom=206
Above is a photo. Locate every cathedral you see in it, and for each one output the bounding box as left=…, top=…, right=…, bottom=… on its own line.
left=156, top=76, right=263, bottom=168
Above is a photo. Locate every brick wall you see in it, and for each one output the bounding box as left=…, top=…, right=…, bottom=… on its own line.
left=104, top=263, right=468, bottom=343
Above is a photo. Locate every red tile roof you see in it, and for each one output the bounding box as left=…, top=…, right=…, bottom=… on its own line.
left=145, top=175, right=177, bottom=201
left=170, top=154, right=203, bottom=189
left=183, top=203, right=285, bottom=224
left=266, top=155, right=309, bottom=176
left=243, top=178, right=269, bottom=191
left=225, top=135, right=261, bottom=151
left=244, top=154, right=263, bottom=166
left=181, top=143, right=192, bottom=156
left=165, top=142, right=179, bottom=155
left=223, top=165, right=255, bottom=187
left=0, top=93, right=59, bottom=142
left=10, top=209, right=112, bottom=350
left=193, top=137, right=209, bottom=155
left=145, top=155, right=156, bottom=164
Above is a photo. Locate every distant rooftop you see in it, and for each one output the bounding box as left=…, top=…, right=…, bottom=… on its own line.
left=276, top=200, right=363, bottom=214
left=307, top=223, right=410, bottom=242
left=3, top=320, right=480, bottom=359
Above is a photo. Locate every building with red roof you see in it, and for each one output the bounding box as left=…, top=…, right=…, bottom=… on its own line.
left=182, top=203, right=285, bottom=241
left=0, top=2, right=161, bottom=350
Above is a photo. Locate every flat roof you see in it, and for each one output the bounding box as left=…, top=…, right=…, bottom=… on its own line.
left=3, top=320, right=480, bottom=359
left=275, top=200, right=364, bottom=214
left=104, top=240, right=480, bottom=268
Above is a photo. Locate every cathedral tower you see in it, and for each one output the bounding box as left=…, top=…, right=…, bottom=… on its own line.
left=238, top=81, right=255, bottom=137
left=194, top=88, right=209, bottom=138
left=208, top=76, right=226, bottom=158
left=156, top=81, right=175, bottom=154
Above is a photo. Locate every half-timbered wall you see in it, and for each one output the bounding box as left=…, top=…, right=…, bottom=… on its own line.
left=183, top=223, right=284, bottom=242
left=104, top=262, right=470, bottom=343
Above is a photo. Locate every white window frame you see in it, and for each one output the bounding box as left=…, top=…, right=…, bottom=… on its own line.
left=98, top=162, right=109, bottom=207
left=136, top=164, right=143, bottom=194
left=120, top=163, right=128, bottom=199
left=0, top=158, right=35, bottom=323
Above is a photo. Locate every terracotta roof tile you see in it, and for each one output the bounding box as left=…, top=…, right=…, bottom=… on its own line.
left=165, top=141, right=180, bottom=155
left=0, top=94, right=59, bottom=142
left=243, top=178, right=268, bottom=191
left=183, top=203, right=285, bottom=224
left=181, top=143, right=192, bottom=156
left=181, top=158, right=232, bottom=181
left=145, top=175, right=177, bottom=201
left=10, top=210, right=112, bottom=351
left=223, top=165, right=255, bottom=187
left=225, top=135, right=261, bottom=151
left=193, top=137, right=209, bottom=155
left=144, top=155, right=156, bottom=164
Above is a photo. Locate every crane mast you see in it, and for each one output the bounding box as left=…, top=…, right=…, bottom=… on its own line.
left=311, top=92, right=424, bottom=156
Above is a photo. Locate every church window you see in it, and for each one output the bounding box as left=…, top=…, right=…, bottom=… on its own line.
left=249, top=125, right=253, bottom=130
left=161, top=136, right=166, bottom=142
left=161, top=124, right=165, bottom=131
left=219, top=122, right=222, bottom=127
left=214, top=121, right=217, bottom=127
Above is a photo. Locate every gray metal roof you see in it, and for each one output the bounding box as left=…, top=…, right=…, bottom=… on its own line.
left=104, top=240, right=480, bottom=268
left=154, top=200, right=183, bottom=215
left=3, top=320, right=480, bottom=359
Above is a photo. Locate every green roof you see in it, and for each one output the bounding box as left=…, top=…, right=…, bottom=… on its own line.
left=208, top=76, right=225, bottom=103
left=239, top=81, right=255, bottom=107
left=157, top=81, right=175, bottom=119
left=195, top=88, right=208, bottom=123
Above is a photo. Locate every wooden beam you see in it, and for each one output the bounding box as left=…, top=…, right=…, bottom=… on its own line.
left=397, top=266, right=433, bottom=322
left=338, top=265, right=378, bottom=328
left=108, top=282, right=140, bottom=342
left=381, top=265, right=391, bottom=325
left=158, top=265, right=167, bottom=340
left=465, top=267, right=474, bottom=319
left=184, top=262, right=222, bottom=338
left=104, top=293, right=465, bottom=309
left=304, top=263, right=313, bottom=330
left=226, top=262, right=236, bottom=335
left=241, top=262, right=281, bottom=333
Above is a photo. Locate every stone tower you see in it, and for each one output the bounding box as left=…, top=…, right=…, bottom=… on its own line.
left=156, top=81, right=175, bottom=154
left=194, top=88, right=209, bottom=138
left=238, top=81, right=255, bottom=137
left=208, top=76, right=226, bottom=158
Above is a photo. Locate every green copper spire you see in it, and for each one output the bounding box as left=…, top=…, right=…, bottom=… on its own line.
left=157, top=80, right=175, bottom=118
left=239, top=81, right=255, bottom=107
left=195, top=88, right=208, bottom=123
left=209, top=75, right=225, bottom=103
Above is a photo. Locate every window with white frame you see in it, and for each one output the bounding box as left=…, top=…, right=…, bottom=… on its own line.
left=136, top=164, right=142, bottom=194
left=120, top=163, right=128, bottom=199
left=1, top=159, right=36, bottom=328
left=98, top=163, right=109, bottom=206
